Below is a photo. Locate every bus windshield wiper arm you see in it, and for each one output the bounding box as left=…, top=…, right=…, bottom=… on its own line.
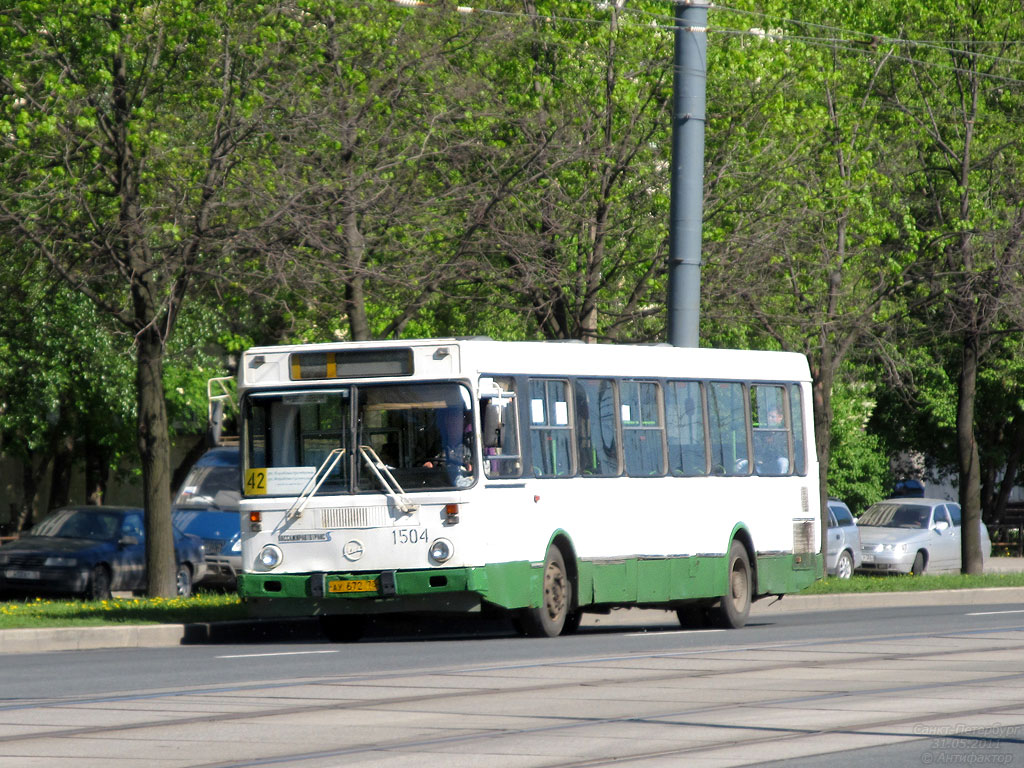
left=285, top=448, right=346, bottom=521
left=359, top=445, right=419, bottom=515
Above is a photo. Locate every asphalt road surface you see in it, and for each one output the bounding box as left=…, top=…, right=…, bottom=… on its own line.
left=3, top=599, right=1024, bottom=767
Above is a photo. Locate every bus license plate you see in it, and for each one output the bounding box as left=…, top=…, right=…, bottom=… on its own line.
left=327, top=578, right=377, bottom=594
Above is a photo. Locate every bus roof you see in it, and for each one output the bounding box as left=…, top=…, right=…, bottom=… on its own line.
left=239, top=338, right=811, bottom=390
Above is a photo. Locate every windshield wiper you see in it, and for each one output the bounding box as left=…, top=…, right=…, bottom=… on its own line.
left=359, top=445, right=419, bottom=515
left=284, top=448, right=346, bottom=522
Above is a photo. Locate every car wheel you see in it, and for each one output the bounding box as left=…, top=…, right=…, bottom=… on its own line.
left=712, top=540, right=752, bottom=629
left=911, top=551, right=926, bottom=575
left=835, top=550, right=854, bottom=579
left=87, top=565, right=112, bottom=601
left=176, top=564, right=193, bottom=597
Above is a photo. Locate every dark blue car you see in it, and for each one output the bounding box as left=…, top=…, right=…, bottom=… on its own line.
left=172, top=446, right=241, bottom=587
left=0, top=506, right=205, bottom=600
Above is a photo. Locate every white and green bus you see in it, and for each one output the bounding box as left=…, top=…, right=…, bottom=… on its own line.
left=236, top=338, right=821, bottom=639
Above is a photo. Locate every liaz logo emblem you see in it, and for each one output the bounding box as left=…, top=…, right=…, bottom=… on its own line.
left=343, top=540, right=365, bottom=561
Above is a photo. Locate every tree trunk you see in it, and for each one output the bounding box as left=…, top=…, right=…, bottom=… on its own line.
left=84, top=438, right=109, bottom=506
left=48, top=433, right=75, bottom=511
left=811, top=360, right=834, bottom=575
left=343, top=207, right=371, bottom=341
left=992, top=413, right=1024, bottom=524
left=136, top=325, right=177, bottom=597
left=957, top=331, right=984, bottom=574
left=15, top=458, right=43, bottom=533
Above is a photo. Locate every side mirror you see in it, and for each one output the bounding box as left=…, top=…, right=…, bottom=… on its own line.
left=482, top=402, right=504, bottom=448
left=119, top=535, right=139, bottom=547
left=208, top=399, right=224, bottom=447
left=933, top=520, right=949, bottom=532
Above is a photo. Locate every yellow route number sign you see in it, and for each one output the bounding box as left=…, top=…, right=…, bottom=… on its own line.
left=245, top=468, right=267, bottom=495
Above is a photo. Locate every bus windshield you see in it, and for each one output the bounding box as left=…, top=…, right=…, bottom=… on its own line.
left=243, top=382, right=475, bottom=496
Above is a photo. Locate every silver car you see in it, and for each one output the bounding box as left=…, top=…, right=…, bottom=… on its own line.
left=826, top=499, right=861, bottom=579
left=856, top=498, right=990, bottom=575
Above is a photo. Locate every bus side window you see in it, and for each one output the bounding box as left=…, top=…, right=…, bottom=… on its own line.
left=575, top=378, right=620, bottom=476
left=751, top=384, right=790, bottom=476
left=483, top=377, right=523, bottom=479
left=708, top=381, right=749, bottom=476
left=789, top=383, right=807, bottom=475
left=529, top=378, right=574, bottom=477
left=665, top=380, right=708, bottom=476
left=621, top=381, right=665, bottom=476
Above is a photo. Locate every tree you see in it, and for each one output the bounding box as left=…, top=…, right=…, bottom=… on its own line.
left=699, top=0, right=923, bottom=561
left=881, top=0, right=1024, bottom=573
left=463, top=0, right=673, bottom=342
left=0, top=254, right=136, bottom=530
left=0, top=1, right=286, bottom=595
left=234, top=1, right=509, bottom=344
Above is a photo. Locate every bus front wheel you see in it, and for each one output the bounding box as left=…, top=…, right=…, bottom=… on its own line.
left=713, top=540, right=751, bottom=629
left=516, top=545, right=572, bottom=638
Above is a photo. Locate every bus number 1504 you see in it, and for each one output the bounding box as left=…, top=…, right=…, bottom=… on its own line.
left=392, top=528, right=428, bottom=545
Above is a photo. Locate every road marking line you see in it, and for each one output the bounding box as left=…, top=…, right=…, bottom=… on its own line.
left=624, top=629, right=726, bottom=637
left=966, top=609, right=1024, bottom=616
left=217, top=650, right=341, bottom=659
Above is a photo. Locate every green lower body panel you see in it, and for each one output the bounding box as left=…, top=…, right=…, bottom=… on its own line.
left=755, top=552, right=823, bottom=595
left=238, top=551, right=821, bottom=618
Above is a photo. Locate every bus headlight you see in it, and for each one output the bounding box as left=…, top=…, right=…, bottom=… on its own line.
left=257, top=545, right=283, bottom=569
left=429, top=538, right=453, bottom=564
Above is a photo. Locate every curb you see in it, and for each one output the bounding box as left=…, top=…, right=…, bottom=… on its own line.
left=750, top=585, right=1024, bottom=614
left=2, top=587, right=1023, bottom=654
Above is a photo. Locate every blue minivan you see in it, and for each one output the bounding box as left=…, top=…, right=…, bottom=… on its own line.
left=171, top=446, right=241, bottom=587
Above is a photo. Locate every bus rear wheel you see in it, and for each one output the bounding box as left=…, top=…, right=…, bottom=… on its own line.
left=712, top=540, right=751, bottom=629
left=516, top=545, right=572, bottom=638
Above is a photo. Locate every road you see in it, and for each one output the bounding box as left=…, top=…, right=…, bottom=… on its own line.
left=3, top=599, right=1024, bottom=767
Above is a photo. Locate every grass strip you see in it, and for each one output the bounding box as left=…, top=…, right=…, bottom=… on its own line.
left=0, top=592, right=246, bottom=629
left=802, top=571, right=1024, bottom=594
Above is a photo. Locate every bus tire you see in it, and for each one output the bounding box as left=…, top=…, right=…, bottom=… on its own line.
left=713, top=540, right=751, bottom=629
left=319, top=615, right=367, bottom=643
left=562, top=609, right=583, bottom=635
left=517, top=545, right=572, bottom=638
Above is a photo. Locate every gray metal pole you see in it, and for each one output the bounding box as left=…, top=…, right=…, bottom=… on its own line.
left=667, top=0, right=708, bottom=348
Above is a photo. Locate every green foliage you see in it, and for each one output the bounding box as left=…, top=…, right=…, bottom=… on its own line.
left=0, top=255, right=135, bottom=469
left=827, top=379, right=892, bottom=512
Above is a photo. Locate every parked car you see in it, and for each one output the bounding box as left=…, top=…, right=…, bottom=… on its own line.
left=172, top=446, right=241, bottom=587
left=856, top=497, right=990, bottom=575
left=0, top=506, right=205, bottom=600
left=826, top=499, right=861, bottom=578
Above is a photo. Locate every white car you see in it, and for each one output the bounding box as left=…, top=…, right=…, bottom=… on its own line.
left=856, top=498, right=990, bottom=575
left=826, top=499, right=861, bottom=579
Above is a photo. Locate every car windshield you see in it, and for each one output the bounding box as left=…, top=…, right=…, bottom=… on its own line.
left=859, top=503, right=932, bottom=529
left=30, top=510, right=121, bottom=541
left=174, top=465, right=240, bottom=511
